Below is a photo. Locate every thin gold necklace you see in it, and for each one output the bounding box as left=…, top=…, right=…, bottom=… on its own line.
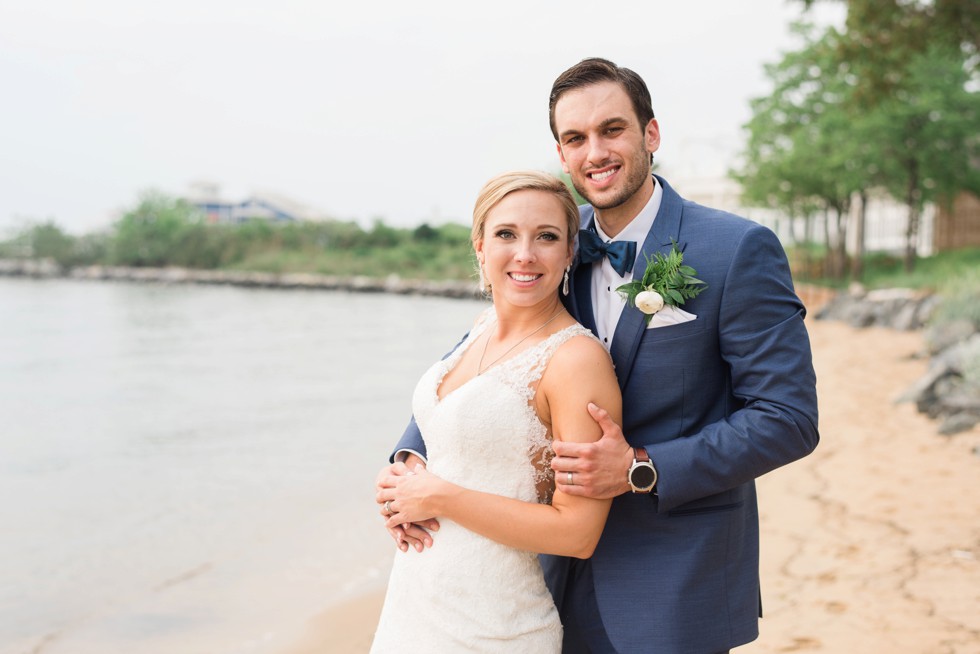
left=477, top=305, right=566, bottom=375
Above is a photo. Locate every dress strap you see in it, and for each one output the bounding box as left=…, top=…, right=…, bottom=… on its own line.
left=492, top=324, right=599, bottom=404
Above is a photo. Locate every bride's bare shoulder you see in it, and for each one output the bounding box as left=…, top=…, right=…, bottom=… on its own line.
left=546, top=329, right=614, bottom=380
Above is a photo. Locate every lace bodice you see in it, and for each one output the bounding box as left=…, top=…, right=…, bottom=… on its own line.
left=413, top=308, right=596, bottom=505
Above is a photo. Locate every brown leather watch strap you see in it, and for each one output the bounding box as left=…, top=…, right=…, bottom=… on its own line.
left=633, top=447, right=650, bottom=463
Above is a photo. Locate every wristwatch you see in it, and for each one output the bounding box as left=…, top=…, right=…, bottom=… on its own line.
left=627, top=447, right=657, bottom=494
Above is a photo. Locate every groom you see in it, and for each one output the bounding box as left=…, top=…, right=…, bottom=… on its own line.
left=384, top=58, right=818, bottom=653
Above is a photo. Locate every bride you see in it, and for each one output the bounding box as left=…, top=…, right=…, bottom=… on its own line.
left=371, top=170, right=622, bottom=652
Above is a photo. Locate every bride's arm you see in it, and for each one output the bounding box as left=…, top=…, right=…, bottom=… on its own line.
left=381, top=335, right=621, bottom=558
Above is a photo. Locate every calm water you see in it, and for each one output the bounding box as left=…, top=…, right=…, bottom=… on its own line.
left=0, top=277, right=485, bottom=654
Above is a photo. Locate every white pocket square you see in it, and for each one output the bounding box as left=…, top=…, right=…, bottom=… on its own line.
left=645, top=305, right=697, bottom=329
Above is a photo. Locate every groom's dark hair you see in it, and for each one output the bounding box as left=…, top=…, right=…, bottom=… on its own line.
left=548, top=57, right=656, bottom=142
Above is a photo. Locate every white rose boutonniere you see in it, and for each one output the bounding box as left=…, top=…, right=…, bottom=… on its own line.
left=617, top=242, right=706, bottom=324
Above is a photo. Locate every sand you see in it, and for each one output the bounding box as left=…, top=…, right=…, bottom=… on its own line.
left=282, top=303, right=980, bottom=653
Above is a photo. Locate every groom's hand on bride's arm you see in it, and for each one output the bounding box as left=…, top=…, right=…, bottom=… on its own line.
left=551, top=402, right=633, bottom=500
left=375, top=460, right=439, bottom=553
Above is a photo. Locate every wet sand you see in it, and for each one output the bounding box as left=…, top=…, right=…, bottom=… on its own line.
left=282, top=311, right=980, bottom=653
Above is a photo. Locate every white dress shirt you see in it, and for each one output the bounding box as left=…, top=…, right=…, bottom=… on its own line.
left=590, top=178, right=663, bottom=350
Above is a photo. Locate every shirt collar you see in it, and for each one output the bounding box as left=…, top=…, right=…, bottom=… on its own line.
left=593, top=176, right=663, bottom=245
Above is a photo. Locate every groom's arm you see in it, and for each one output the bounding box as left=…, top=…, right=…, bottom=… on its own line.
left=642, top=225, right=818, bottom=511
left=391, top=415, right=427, bottom=464
left=553, top=226, right=819, bottom=510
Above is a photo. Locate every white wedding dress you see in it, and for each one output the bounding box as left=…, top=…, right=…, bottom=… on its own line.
left=371, top=308, right=595, bottom=653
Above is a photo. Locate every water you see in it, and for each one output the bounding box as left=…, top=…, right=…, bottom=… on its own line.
left=0, top=277, right=485, bottom=654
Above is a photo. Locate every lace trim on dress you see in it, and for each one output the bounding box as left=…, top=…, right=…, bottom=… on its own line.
left=427, top=307, right=599, bottom=505
left=497, top=322, right=596, bottom=504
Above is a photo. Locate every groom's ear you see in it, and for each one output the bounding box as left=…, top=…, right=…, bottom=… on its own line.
left=644, top=118, right=661, bottom=155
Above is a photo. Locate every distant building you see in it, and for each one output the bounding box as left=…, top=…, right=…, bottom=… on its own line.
left=184, top=181, right=323, bottom=224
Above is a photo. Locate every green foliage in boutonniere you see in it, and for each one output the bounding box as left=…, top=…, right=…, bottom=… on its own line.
left=617, top=242, right=707, bottom=323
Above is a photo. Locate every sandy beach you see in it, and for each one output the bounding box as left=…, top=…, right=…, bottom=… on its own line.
left=282, top=306, right=980, bottom=653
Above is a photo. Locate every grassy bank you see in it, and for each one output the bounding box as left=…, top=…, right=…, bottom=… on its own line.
left=1, top=192, right=977, bottom=297
left=0, top=193, right=477, bottom=282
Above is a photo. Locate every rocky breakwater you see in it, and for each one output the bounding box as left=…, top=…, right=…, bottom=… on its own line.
left=0, top=258, right=483, bottom=300
left=817, top=286, right=980, bottom=435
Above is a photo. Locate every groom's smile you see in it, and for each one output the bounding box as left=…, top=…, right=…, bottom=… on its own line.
left=588, top=165, right=619, bottom=185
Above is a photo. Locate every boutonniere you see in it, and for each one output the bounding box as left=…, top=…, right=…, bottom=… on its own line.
left=617, top=242, right=706, bottom=324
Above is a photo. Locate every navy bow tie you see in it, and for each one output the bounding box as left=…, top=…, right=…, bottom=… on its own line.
left=578, top=229, right=637, bottom=277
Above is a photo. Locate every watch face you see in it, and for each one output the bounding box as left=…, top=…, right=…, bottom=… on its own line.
left=631, top=464, right=656, bottom=488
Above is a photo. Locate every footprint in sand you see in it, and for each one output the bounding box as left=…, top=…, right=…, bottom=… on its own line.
left=779, top=636, right=822, bottom=651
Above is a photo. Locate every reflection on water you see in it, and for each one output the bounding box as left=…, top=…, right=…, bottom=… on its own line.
left=0, top=278, right=485, bottom=654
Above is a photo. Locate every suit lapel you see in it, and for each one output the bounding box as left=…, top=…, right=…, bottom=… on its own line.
left=569, top=210, right=599, bottom=335
left=608, top=175, right=686, bottom=389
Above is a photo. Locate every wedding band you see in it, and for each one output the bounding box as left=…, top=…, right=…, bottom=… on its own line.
left=567, top=472, right=573, bottom=485
left=384, top=500, right=392, bottom=515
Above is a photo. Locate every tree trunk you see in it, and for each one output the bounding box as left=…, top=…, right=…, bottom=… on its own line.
left=835, top=199, right=850, bottom=281
left=904, top=159, right=921, bottom=273
left=803, top=214, right=814, bottom=280
left=822, top=206, right=835, bottom=278
left=850, top=191, right=867, bottom=281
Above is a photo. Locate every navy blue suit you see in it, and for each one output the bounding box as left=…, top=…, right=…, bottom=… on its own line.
left=394, top=175, right=819, bottom=653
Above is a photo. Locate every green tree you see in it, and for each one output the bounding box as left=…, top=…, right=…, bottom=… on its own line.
left=865, top=46, right=980, bottom=270
left=734, top=24, right=877, bottom=280
left=112, top=191, right=199, bottom=266
left=800, top=0, right=979, bottom=97
left=794, top=0, right=980, bottom=271
left=367, top=219, right=404, bottom=248
left=28, top=222, right=75, bottom=264
left=740, top=4, right=980, bottom=276
left=413, top=223, right=439, bottom=242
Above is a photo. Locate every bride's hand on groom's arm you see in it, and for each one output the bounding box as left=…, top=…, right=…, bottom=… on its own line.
left=376, top=461, right=440, bottom=553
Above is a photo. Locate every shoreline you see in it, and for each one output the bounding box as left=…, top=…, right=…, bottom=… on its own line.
left=1, top=259, right=839, bottom=307
left=0, top=258, right=483, bottom=299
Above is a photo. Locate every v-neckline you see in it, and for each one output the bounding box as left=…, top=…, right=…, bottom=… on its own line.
left=434, top=312, right=494, bottom=404
left=433, top=312, right=576, bottom=405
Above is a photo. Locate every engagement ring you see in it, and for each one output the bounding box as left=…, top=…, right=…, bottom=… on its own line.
left=384, top=500, right=393, bottom=515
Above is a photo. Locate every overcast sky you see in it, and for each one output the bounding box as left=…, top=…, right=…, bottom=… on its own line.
left=0, top=0, right=845, bottom=235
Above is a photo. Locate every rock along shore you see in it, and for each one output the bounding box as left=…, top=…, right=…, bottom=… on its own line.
left=0, top=258, right=483, bottom=300
left=816, top=285, right=980, bottom=435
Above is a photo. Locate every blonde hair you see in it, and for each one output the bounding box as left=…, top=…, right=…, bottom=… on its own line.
left=471, top=170, right=580, bottom=247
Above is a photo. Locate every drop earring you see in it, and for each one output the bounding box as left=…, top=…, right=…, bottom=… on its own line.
left=479, top=263, right=491, bottom=294
left=562, top=266, right=570, bottom=296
